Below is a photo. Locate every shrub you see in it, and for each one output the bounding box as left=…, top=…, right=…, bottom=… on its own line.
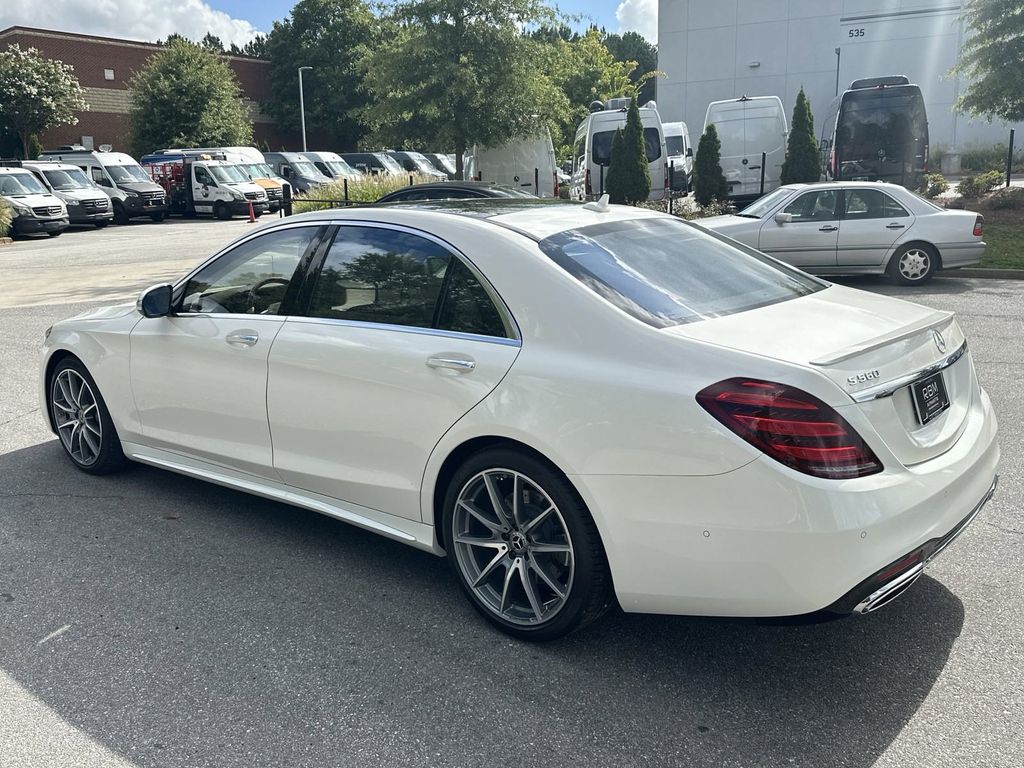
left=693, top=124, right=728, bottom=206
left=986, top=186, right=1024, bottom=210
left=0, top=198, right=12, bottom=238
left=958, top=170, right=1004, bottom=198
left=291, top=174, right=434, bottom=213
left=920, top=173, right=950, bottom=198
left=960, top=143, right=1024, bottom=174
left=605, top=97, right=651, bottom=205
left=679, top=198, right=734, bottom=220
left=781, top=88, right=820, bottom=184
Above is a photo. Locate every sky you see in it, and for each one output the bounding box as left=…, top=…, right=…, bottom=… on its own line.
left=0, top=0, right=657, bottom=47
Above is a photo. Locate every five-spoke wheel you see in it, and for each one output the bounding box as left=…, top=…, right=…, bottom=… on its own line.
left=444, top=449, right=611, bottom=640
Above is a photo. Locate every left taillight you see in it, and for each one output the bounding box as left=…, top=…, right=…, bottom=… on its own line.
left=973, top=215, right=984, bottom=237
left=696, top=378, right=883, bottom=480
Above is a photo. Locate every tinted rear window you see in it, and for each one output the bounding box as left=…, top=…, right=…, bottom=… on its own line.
left=592, top=128, right=663, bottom=165
left=538, top=218, right=824, bottom=328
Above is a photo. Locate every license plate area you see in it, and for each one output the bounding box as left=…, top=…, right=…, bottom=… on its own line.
left=911, top=372, right=950, bottom=425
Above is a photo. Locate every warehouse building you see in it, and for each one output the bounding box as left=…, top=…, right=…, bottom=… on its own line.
left=0, top=26, right=300, bottom=153
left=657, top=0, right=1023, bottom=163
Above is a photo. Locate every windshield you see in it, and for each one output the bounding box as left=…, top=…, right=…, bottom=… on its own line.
left=538, top=218, right=822, bottom=328
left=105, top=163, right=151, bottom=183
left=375, top=154, right=404, bottom=174
left=327, top=160, right=357, bottom=177
left=592, top=128, right=662, bottom=165
left=738, top=187, right=795, bottom=218
left=291, top=161, right=323, bottom=178
left=665, top=135, right=684, bottom=156
left=211, top=165, right=248, bottom=183
left=240, top=163, right=266, bottom=180
left=0, top=172, right=49, bottom=196
left=43, top=168, right=93, bottom=190
left=431, top=154, right=456, bottom=174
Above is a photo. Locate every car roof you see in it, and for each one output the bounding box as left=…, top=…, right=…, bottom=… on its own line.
left=780, top=181, right=912, bottom=191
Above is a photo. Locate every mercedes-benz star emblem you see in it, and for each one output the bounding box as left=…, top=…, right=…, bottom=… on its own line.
left=933, top=329, right=947, bottom=354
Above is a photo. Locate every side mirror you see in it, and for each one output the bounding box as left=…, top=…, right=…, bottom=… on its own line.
left=774, top=212, right=793, bottom=225
left=686, top=147, right=693, bottom=158
left=138, top=284, right=173, bottom=318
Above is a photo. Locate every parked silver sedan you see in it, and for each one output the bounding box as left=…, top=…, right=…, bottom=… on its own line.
left=700, top=182, right=985, bottom=284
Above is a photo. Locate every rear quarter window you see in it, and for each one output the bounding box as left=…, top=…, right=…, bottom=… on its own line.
left=539, top=218, right=824, bottom=328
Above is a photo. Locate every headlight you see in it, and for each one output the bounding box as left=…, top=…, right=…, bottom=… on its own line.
left=9, top=200, right=32, bottom=216
left=124, top=191, right=139, bottom=199
left=230, top=188, right=245, bottom=201
left=66, top=199, right=80, bottom=206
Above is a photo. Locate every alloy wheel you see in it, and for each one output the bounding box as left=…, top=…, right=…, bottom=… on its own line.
left=451, top=468, right=575, bottom=626
left=898, top=248, right=930, bottom=281
left=51, top=369, right=103, bottom=466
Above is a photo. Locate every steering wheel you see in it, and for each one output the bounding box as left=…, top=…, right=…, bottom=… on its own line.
left=247, top=277, right=291, bottom=313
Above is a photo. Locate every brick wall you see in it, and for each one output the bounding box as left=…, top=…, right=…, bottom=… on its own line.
left=0, top=26, right=300, bottom=154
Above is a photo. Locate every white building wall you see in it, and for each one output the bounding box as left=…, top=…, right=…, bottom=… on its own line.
left=658, top=0, right=1023, bottom=152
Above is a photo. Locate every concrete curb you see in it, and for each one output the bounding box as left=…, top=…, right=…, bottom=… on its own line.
left=938, top=268, right=1024, bottom=280
left=0, top=237, right=12, bottom=246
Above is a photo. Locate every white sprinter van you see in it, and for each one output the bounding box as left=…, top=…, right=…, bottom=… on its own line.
left=465, top=126, right=558, bottom=197
left=663, top=121, right=693, bottom=193
left=569, top=98, right=668, bottom=202
left=703, top=95, right=788, bottom=202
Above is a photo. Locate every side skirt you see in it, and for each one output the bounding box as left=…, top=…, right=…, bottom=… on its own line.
left=121, top=441, right=443, bottom=555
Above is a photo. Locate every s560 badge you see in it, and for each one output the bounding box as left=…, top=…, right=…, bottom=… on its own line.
left=848, top=369, right=881, bottom=386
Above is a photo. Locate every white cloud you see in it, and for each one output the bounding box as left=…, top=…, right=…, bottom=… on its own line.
left=616, top=0, right=657, bottom=43
left=0, top=0, right=263, bottom=48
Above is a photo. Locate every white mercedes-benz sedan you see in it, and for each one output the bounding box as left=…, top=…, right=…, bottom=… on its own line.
left=41, top=199, right=999, bottom=639
left=699, top=182, right=985, bottom=285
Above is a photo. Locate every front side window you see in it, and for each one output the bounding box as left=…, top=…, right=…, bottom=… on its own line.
left=783, top=190, right=839, bottom=221
left=181, top=227, right=321, bottom=315
left=539, top=218, right=823, bottom=328
left=195, top=167, right=214, bottom=186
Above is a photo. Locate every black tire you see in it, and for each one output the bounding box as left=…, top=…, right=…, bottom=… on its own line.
left=888, top=243, right=938, bottom=285
left=48, top=357, right=128, bottom=475
left=443, top=448, right=612, bottom=641
left=47, top=230, right=63, bottom=237
left=215, top=202, right=232, bottom=220
left=112, top=203, right=130, bottom=225
left=95, top=221, right=109, bottom=228
left=150, top=212, right=165, bottom=222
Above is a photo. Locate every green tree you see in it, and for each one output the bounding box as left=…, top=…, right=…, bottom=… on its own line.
left=693, top=124, right=728, bottom=206
left=538, top=29, right=638, bottom=163
left=605, top=96, right=650, bottom=204
left=602, top=31, right=658, bottom=104
left=128, top=37, right=253, bottom=155
left=242, top=34, right=269, bottom=58
left=265, top=0, right=377, bottom=150
left=201, top=33, right=225, bottom=52
left=953, top=0, right=1024, bottom=122
left=781, top=88, right=820, bottom=184
left=0, top=44, right=87, bottom=159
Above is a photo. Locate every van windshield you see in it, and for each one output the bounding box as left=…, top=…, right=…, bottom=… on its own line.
left=665, top=135, right=684, bottom=156
left=290, top=161, right=322, bottom=177
left=209, top=165, right=246, bottom=183
left=326, top=160, right=357, bottom=177
left=0, top=173, right=48, bottom=196
left=105, top=163, right=151, bottom=183
left=592, top=128, right=663, bottom=165
left=43, top=168, right=93, bottom=190
left=539, top=218, right=823, bottom=328
left=375, top=154, right=403, bottom=173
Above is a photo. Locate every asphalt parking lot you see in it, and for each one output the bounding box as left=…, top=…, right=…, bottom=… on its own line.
left=1, top=221, right=1022, bottom=767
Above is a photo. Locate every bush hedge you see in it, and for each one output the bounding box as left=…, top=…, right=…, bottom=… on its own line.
left=292, top=174, right=433, bottom=212
left=0, top=199, right=12, bottom=238
left=958, top=170, right=1003, bottom=199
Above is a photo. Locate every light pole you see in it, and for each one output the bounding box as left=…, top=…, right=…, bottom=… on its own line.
left=298, top=66, right=312, bottom=151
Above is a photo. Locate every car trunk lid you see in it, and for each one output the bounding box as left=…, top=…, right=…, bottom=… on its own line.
left=669, top=284, right=974, bottom=466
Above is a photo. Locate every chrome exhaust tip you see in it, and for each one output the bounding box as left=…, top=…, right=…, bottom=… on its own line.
left=853, top=562, right=925, bottom=614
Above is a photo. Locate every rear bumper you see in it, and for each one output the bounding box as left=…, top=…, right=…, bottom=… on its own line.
left=573, top=386, right=999, bottom=617
left=939, top=241, right=985, bottom=269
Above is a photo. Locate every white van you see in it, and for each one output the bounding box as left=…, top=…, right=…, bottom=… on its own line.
left=0, top=166, right=69, bottom=237
left=570, top=99, right=668, bottom=202
left=662, top=121, right=693, bottom=193
left=703, top=95, right=788, bottom=201
left=465, top=126, right=558, bottom=197
left=301, top=151, right=362, bottom=181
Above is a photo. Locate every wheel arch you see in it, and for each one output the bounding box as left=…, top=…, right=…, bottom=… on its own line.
left=42, top=349, right=82, bottom=433
left=886, top=239, right=942, bottom=271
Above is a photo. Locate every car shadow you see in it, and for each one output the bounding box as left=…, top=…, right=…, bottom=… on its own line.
left=0, top=440, right=965, bottom=767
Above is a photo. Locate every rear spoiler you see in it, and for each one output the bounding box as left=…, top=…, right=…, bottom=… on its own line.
left=810, top=310, right=954, bottom=366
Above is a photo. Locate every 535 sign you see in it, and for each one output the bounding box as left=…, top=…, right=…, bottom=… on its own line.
left=848, top=28, right=866, bottom=37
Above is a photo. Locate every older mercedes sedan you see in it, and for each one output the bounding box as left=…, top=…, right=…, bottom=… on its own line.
left=700, top=182, right=985, bottom=284
left=41, top=198, right=998, bottom=639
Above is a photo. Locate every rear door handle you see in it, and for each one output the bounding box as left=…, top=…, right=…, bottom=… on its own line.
left=427, top=356, right=476, bottom=372
left=226, top=330, right=259, bottom=347
left=819, top=225, right=838, bottom=232
left=886, top=223, right=906, bottom=229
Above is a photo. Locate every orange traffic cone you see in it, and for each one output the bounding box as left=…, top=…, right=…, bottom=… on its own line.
left=247, top=200, right=256, bottom=223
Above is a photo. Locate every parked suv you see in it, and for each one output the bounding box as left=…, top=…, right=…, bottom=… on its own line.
left=22, top=161, right=113, bottom=228
left=38, top=149, right=168, bottom=224
left=0, top=167, right=69, bottom=237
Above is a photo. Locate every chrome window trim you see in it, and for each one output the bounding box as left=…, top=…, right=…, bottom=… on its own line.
left=284, top=316, right=522, bottom=347
left=318, top=218, right=521, bottom=343
left=849, top=340, right=968, bottom=403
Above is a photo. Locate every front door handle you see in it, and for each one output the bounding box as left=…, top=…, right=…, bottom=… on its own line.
left=226, top=330, right=259, bottom=347
left=886, top=223, right=906, bottom=229
left=819, top=225, right=838, bottom=232
left=427, top=356, right=476, bottom=372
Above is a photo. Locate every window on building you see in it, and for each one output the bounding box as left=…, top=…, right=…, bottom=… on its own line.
left=104, top=69, right=114, bottom=81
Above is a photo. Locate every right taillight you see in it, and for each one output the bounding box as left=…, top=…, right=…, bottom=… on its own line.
left=973, top=215, right=984, bottom=237
left=696, top=378, right=883, bottom=479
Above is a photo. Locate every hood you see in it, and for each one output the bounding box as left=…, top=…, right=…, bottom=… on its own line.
left=52, top=187, right=111, bottom=202
left=118, top=180, right=164, bottom=194
left=3, top=193, right=65, bottom=210
left=250, top=178, right=282, bottom=190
